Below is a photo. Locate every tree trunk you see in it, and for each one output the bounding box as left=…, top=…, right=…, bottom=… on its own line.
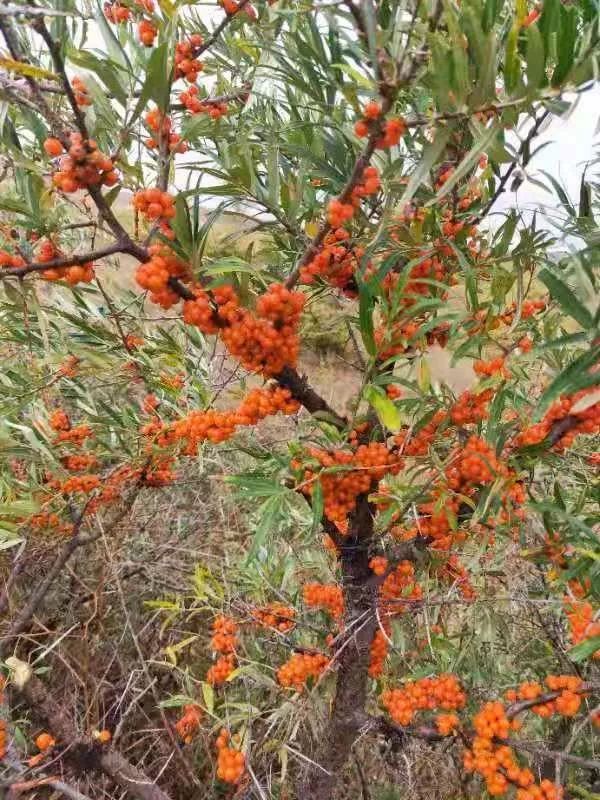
left=301, top=496, right=378, bottom=800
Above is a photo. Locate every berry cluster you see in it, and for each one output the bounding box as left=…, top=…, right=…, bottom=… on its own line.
left=369, top=556, right=388, bottom=576
left=183, top=283, right=305, bottom=376
left=59, top=474, right=100, bottom=494
left=62, top=453, right=98, bottom=471
left=0, top=249, right=25, bottom=270
left=354, top=102, right=407, bottom=148
left=138, top=17, right=157, bottom=46
left=464, top=701, right=562, bottom=799
left=326, top=166, right=381, bottom=227
left=151, top=386, right=299, bottom=455
left=251, top=602, right=296, bottom=632
left=135, top=244, right=188, bottom=307
left=381, top=674, right=466, bottom=726
left=215, top=729, right=246, bottom=784
left=517, top=387, right=600, bottom=450
left=180, top=86, right=228, bottom=118
left=297, top=442, right=403, bottom=531
left=449, top=389, right=493, bottom=425
left=36, top=239, right=95, bottom=285
left=28, top=511, right=71, bottom=534
left=277, top=652, right=330, bottom=692
left=88, top=463, right=142, bottom=512
left=368, top=628, right=390, bottom=678
left=436, top=712, right=460, bottom=735
left=174, top=704, right=202, bottom=744
left=206, top=654, right=236, bottom=686
left=133, top=188, right=176, bottom=223
left=436, top=554, right=476, bottom=601
left=50, top=408, right=70, bottom=432
left=221, top=0, right=257, bottom=18
left=103, top=1, right=133, bottom=23
left=299, top=227, right=364, bottom=293
left=174, top=34, right=204, bottom=82
left=144, top=110, right=187, bottom=153
left=57, top=355, right=80, bottom=378
left=35, top=732, right=56, bottom=752
left=72, top=76, right=91, bottom=107
left=210, top=615, right=238, bottom=653
left=564, top=598, right=600, bottom=659
left=380, top=560, right=422, bottom=615
left=447, top=435, right=507, bottom=488
left=505, top=675, right=583, bottom=718
left=303, top=583, right=344, bottom=619
left=45, top=133, right=118, bottom=194
left=474, top=356, right=510, bottom=378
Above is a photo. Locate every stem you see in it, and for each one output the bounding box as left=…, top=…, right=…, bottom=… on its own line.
left=0, top=242, right=127, bottom=277
left=301, top=495, right=378, bottom=800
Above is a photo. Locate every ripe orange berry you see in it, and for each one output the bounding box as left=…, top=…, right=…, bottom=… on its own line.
left=35, top=732, right=56, bottom=751
left=43, top=137, right=64, bottom=157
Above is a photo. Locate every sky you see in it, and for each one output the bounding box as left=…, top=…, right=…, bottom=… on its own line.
left=491, top=85, right=600, bottom=236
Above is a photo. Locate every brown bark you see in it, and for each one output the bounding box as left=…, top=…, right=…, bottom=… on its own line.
left=11, top=672, right=175, bottom=800
left=301, top=496, right=378, bottom=800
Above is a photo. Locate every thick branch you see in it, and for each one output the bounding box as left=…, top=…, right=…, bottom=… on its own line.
left=0, top=242, right=129, bottom=277
left=301, top=494, right=378, bottom=800
left=11, top=672, right=174, bottom=800
left=275, top=365, right=346, bottom=428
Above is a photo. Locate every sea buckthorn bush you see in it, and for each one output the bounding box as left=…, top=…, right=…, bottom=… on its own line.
left=0, top=2, right=599, bottom=800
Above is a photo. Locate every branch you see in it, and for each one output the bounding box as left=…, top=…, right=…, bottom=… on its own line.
left=473, top=109, right=550, bottom=225
left=195, top=0, right=252, bottom=57
left=284, top=0, right=432, bottom=289
left=0, top=242, right=129, bottom=278
left=374, top=716, right=600, bottom=771
left=30, top=16, right=141, bottom=245
left=275, top=365, right=346, bottom=428
left=506, top=683, right=600, bottom=720
left=1, top=485, right=141, bottom=658
left=166, top=277, right=347, bottom=427
left=9, top=671, right=175, bottom=800
left=501, top=738, right=600, bottom=772
left=284, top=111, right=390, bottom=289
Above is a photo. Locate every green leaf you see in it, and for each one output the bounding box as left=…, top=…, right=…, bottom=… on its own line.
left=526, top=24, right=546, bottom=90
left=358, top=280, right=375, bottom=356
left=67, top=48, right=127, bottom=106
left=533, top=345, right=600, bottom=419
left=310, top=480, right=324, bottom=536
left=332, top=63, right=374, bottom=90
left=579, top=177, right=592, bottom=220
left=491, top=265, right=516, bottom=304
left=504, top=22, right=520, bottom=94
left=245, top=495, right=282, bottom=564
left=203, top=257, right=258, bottom=277
left=538, top=0, right=560, bottom=52
left=147, top=42, right=172, bottom=113
left=551, top=5, right=577, bottom=86
left=171, top=195, right=193, bottom=254
left=399, top=127, right=453, bottom=206
left=430, top=122, right=500, bottom=204
left=364, top=385, right=402, bottom=432
left=201, top=681, right=215, bottom=714
left=538, top=268, right=593, bottom=329
left=567, top=635, right=600, bottom=663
